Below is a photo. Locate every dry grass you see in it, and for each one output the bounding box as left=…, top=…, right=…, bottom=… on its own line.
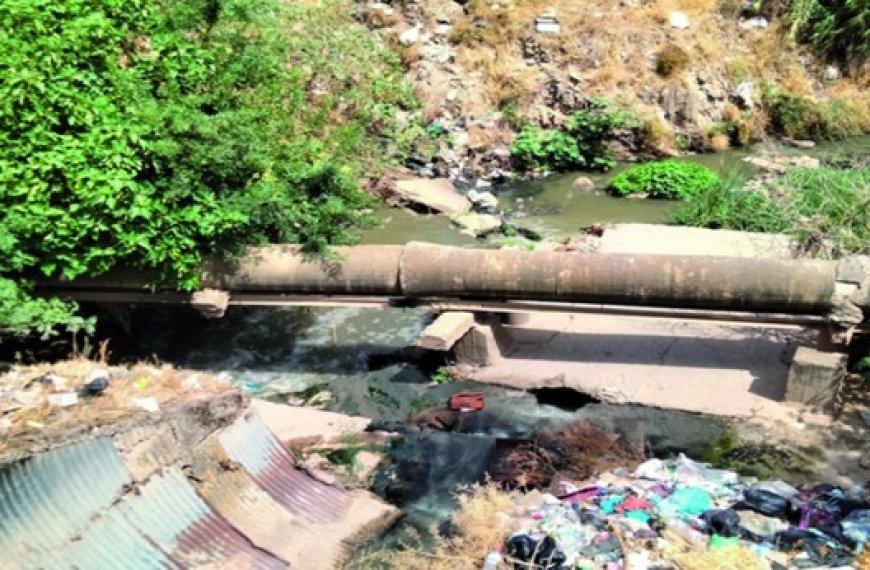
left=708, top=132, right=731, bottom=150
left=667, top=545, right=768, bottom=570
left=0, top=358, right=234, bottom=455
left=350, top=484, right=516, bottom=570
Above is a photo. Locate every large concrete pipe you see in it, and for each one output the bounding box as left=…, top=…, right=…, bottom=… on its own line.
left=201, top=245, right=404, bottom=295
left=399, top=242, right=840, bottom=313
left=34, top=243, right=869, bottom=318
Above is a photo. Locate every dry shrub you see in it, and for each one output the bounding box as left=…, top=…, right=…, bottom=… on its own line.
left=721, top=102, right=741, bottom=122
left=708, top=132, right=731, bottom=150
left=457, top=45, right=534, bottom=108
left=495, top=421, right=642, bottom=490
left=351, top=484, right=516, bottom=570
left=364, top=7, right=399, bottom=29
left=650, top=0, right=717, bottom=22
left=644, top=116, right=676, bottom=150
left=656, top=44, right=690, bottom=77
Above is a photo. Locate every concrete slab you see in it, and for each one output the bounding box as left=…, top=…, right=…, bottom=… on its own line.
left=471, top=313, right=817, bottom=419
left=418, top=311, right=476, bottom=350
left=252, top=400, right=370, bottom=445
left=598, top=223, right=796, bottom=258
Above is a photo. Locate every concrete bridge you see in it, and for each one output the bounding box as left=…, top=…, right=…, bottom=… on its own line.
left=35, top=239, right=870, bottom=417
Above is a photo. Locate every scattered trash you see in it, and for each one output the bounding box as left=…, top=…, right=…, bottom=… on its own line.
left=46, top=392, right=79, bottom=407
left=132, top=397, right=159, bottom=413
left=491, top=452, right=867, bottom=569
left=668, top=11, right=690, bottom=29
left=80, top=376, right=109, bottom=396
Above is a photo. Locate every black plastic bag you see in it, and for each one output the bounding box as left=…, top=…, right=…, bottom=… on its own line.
left=736, top=487, right=792, bottom=519
left=700, top=509, right=742, bottom=537
left=506, top=535, right=567, bottom=570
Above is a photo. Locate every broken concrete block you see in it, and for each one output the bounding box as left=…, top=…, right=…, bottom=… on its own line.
left=418, top=312, right=476, bottom=351
left=785, top=347, right=847, bottom=409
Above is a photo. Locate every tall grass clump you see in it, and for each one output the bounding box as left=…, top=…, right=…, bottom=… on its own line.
left=786, top=0, right=869, bottom=72
left=674, top=167, right=870, bottom=257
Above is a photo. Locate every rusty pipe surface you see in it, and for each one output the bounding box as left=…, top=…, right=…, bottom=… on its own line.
left=37, top=242, right=868, bottom=315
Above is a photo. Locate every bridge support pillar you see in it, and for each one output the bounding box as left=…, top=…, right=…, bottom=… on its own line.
left=785, top=346, right=847, bottom=410
left=453, top=322, right=511, bottom=367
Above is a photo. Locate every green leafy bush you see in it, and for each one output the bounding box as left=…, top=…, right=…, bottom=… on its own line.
left=674, top=167, right=870, bottom=257
left=786, top=0, right=869, bottom=71
left=510, top=100, right=637, bottom=172
left=762, top=82, right=869, bottom=141
left=0, top=0, right=417, bottom=339
left=609, top=161, right=721, bottom=199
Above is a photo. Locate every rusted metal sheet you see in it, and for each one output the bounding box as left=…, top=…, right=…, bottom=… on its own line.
left=219, top=412, right=352, bottom=524
left=116, top=467, right=285, bottom=568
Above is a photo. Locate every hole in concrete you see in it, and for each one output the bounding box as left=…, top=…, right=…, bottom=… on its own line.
left=530, top=387, right=599, bottom=411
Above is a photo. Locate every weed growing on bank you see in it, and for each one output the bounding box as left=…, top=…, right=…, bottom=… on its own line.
left=673, top=167, right=870, bottom=257
left=510, top=100, right=638, bottom=172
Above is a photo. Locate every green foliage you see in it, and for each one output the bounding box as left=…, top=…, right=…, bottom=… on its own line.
left=510, top=100, right=637, bottom=172
left=761, top=87, right=867, bottom=140
left=431, top=366, right=454, bottom=385
left=786, top=0, right=869, bottom=69
left=674, top=167, right=870, bottom=257
left=0, top=0, right=417, bottom=339
left=609, top=161, right=721, bottom=200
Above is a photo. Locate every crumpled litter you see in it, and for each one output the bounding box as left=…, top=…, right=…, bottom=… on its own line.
left=497, top=454, right=867, bottom=569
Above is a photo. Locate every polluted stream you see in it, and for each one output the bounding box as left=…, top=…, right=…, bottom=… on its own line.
left=128, top=304, right=732, bottom=550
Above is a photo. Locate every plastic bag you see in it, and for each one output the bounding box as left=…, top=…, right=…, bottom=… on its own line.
left=506, top=534, right=567, bottom=570
left=700, top=509, right=741, bottom=537
left=736, top=487, right=791, bottom=518
left=841, top=509, right=870, bottom=544
left=659, top=486, right=713, bottom=517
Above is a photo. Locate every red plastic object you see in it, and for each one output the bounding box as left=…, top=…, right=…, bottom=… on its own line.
left=448, top=391, right=485, bottom=411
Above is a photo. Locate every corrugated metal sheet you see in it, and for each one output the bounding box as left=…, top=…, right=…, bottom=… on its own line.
left=0, top=438, right=286, bottom=569
left=116, top=467, right=285, bottom=569
left=57, top=508, right=181, bottom=570
left=219, top=413, right=352, bottom=524
left=0, top=438, right=131, bottom=568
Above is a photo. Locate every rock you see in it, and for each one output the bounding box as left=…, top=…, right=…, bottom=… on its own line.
left=668, top=11, right=690, bottom=29
left=823, top=65, right=841, bottom=81
left=732, top=80, right=754, bottom=109
left=743, top=156, right=787, bottom=173
left=739, top=16, right=768, bottom=29
left=572, top=176, right=595, bottom=190
left=306, top=390, right=333, bottom=408
left=451, top=212, right=503, bottom=236
left=475, top=191, right=499, bottom=209
left=783, top=138, right=816, bottom=149
left=394, top=177, right=472, bottom=214
left=659, top=84, right=697, bottom=127
left=399, top=23, right=422, bottom=46
left=132, top=397, right=159, bottom=413
left=46, top=392, right=78, bottom=407
left=789, top=155, right=820, bottom=169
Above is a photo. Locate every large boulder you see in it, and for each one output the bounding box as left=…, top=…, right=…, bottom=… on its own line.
left=394, top=177, right=472, bottom=214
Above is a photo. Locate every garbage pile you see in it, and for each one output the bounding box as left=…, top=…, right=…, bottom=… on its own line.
left=493, top=455, right=869, bottom=569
